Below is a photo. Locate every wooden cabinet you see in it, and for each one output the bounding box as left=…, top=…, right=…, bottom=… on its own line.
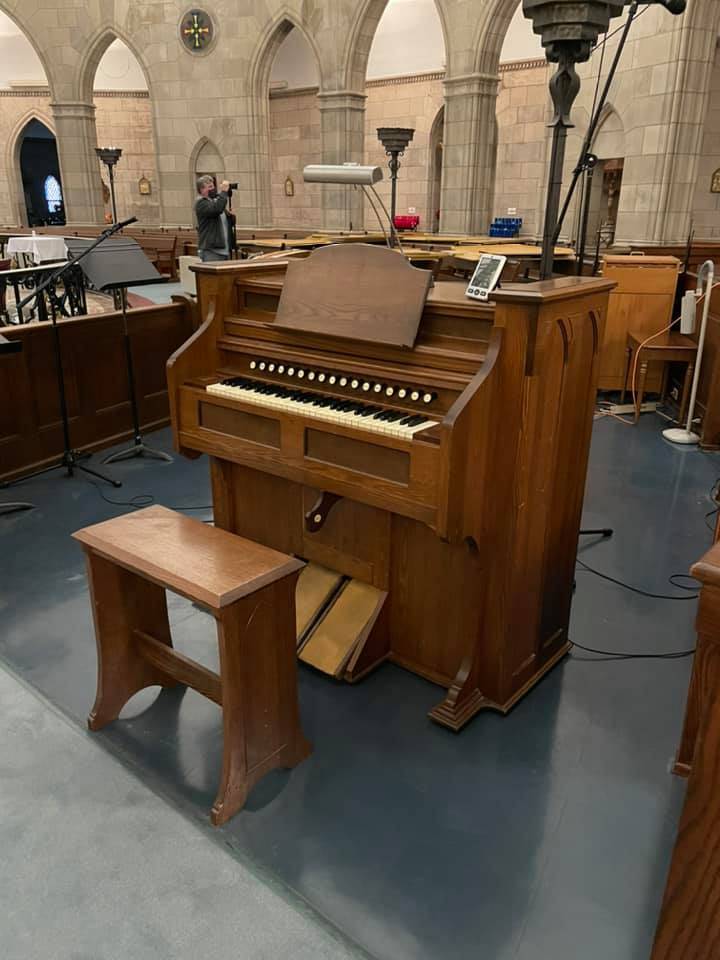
left=599, top=255, right=680, bottom=392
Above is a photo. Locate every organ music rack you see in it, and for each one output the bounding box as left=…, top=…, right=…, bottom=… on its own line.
left=168, top=244, right=614, bottom=731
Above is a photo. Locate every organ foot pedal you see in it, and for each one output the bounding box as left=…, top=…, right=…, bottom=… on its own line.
left=295, top=563, right=388, bottom=681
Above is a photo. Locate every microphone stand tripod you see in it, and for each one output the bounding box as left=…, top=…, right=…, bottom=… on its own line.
left=1, top=219, right=139, bottom=492
left=102, top=286, right=173, bottom=465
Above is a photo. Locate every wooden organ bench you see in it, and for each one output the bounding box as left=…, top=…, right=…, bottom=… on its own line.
left=73, top=504, right=311, bottom=825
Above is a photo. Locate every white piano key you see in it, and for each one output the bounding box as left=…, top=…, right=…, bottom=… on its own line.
left=206, top=381, right=435, bottom=442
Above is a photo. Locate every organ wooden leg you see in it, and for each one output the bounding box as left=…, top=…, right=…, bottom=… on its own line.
left=212, top=573, right=311, bottom=826
left=84, top=551, right=178, bottom=731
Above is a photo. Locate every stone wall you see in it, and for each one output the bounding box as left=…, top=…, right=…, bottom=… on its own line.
left=268, top=88, right=321, bottom=227
left=364, top=71, right=445, bottom=231
left=267, top=60, right=548, bottom=235
left=494, top=60, right=551, bottom=237
left=0, top=87, right=159, bottom=226
left=692, top=43, right=720, bottom=240
left=94, top=93, right=160, bottom=225
left=0, top=0, right=715, bottom=243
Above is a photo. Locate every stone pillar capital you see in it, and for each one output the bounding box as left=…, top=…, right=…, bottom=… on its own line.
left=443, top=73, right=499, bottom=100
left=316, top=90, right=367, bottom=112
left=49, top=101, right=97, bottom=121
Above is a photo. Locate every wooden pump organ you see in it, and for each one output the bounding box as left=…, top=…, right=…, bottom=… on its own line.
left=168, top=244, right=613, bottom=731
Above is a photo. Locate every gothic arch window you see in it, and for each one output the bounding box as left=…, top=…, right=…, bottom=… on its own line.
left=44, top=174, right=63, bottom=213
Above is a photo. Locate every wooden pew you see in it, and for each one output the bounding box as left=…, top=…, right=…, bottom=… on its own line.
left=0, top=298, right=194, bottom=481
left=651, top=542, right=720, bottom=958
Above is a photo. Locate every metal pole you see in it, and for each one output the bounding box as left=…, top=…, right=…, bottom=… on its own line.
left=576, top=156, right=597, bottom=276
left=539, top=39, right=584, bottom=280
left=552, top=2, right=638, bottom=246
left=108, top=164, right=118, bottom=224
left=389, top=151, right=399, bottom=226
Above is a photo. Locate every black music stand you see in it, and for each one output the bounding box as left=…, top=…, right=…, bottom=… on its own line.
left=1, top=224, right=128, bottom=490
left=0, top=334, right=34, bottom=514
left=65, top=237, right=173, bottom=465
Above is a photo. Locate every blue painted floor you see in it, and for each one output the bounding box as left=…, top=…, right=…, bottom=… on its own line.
left=1, top=415, right=717, bottom=960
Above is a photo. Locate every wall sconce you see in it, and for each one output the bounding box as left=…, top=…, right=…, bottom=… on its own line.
left=138, top=176, right=152, bottom=196
left=284, top=176, right=295, bottom=197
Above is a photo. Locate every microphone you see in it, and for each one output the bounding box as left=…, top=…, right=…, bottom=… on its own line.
left=115, top=216, right=138, bottom=229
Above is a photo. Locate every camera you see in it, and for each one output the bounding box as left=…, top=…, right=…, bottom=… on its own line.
left=228, top=182, right=238, bottom=190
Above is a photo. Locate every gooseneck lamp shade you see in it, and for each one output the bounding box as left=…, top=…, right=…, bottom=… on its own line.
left=303, top=164, right=384, bottom=186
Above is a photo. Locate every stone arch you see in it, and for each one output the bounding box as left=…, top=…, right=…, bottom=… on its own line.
left=191, top=137, right=226, bottom=181
left=0, top=4, right=57, bottom=96
left=249, top=13, right=323, bottom=226
left=473, top=0, right=524, bottom=77
left=591, top=105, right=625, bottom=159
left=345, top=0, right=450, bottom=91
left=190, top=137, right=226, bottom=201
left=76, top=26, right=161, bottom=223
left=77, top=26, right=152, bottom=103
left=7, top=110, right=58, bottom=227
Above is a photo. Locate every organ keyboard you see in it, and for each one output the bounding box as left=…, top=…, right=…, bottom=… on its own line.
left=206, top=375, right=437, bottom=439
left=168, top=243, right=614, bottom=730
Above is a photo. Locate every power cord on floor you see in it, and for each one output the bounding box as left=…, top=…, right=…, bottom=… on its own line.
left=575, top=558, right=699, bottom=600
left=573, top=553, right=699, bottom=659
left=569, top=641, right=695, bottom=660
left=83, top=476, right=212, bottom=514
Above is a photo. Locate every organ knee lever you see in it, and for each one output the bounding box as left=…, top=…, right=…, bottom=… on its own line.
left=168, top=242, right=615, bottom=730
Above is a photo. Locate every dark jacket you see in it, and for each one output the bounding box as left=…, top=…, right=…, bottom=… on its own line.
left=195, top=192, right=229, bottom=251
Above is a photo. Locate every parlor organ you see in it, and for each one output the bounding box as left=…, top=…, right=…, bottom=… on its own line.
left=168, top=243, right=614, bottom=731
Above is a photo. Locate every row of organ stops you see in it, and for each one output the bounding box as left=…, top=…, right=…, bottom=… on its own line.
left=248, top=359, right=437, bottom=405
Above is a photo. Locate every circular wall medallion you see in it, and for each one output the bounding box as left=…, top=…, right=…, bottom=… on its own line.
left=180, top=10, right=214, bottom=53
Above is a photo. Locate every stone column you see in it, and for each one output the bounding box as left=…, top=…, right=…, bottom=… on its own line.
left=50, top=102, right=104, bottom=224
left=440, top=73, right=499, bottom=235
left=613, top=14, right=717, bottom=245
left=317, top=91, right=366, bottom=231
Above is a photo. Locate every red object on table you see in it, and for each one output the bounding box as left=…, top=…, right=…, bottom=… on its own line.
left=394, top=215, right=420, bottom=230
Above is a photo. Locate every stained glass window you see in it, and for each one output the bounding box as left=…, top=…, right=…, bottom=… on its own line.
left=44, top=175, right=62, bottom=213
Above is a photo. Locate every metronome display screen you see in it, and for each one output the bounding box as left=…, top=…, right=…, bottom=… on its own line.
left=466, top=254, right=507, bottom=301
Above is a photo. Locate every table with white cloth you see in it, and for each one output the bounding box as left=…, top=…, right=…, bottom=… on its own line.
left=7, top=235, right=67, bottom=266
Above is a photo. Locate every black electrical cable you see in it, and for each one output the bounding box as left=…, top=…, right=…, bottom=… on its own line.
left=575, top=558, right=699, bottom=600
left=83, top=476, right=211, bottom=513
left=570, top=641, right=695, bottom=660
left=588, top=4, right=649, bottom=59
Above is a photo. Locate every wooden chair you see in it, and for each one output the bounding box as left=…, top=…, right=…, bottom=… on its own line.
left=651, top=542, right=720, bottom=958
left=73, top=505, right=312, bottom=825
left=621, top=330, right=697, bottom=423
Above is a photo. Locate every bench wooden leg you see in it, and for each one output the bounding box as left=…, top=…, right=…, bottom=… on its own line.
left=635, top=359, right=648, bottom=424
left=621, top=346, right=633, bottom=405
left=212, top=572, right=312, bottom=826
left=85, top=553, right=179, bottom=731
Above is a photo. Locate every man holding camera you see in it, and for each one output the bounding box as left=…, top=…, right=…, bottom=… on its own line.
left=194, top=175, right=237, bottom=262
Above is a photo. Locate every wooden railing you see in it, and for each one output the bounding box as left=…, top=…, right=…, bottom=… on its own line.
left=0, top=297, right=195, bottom=481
